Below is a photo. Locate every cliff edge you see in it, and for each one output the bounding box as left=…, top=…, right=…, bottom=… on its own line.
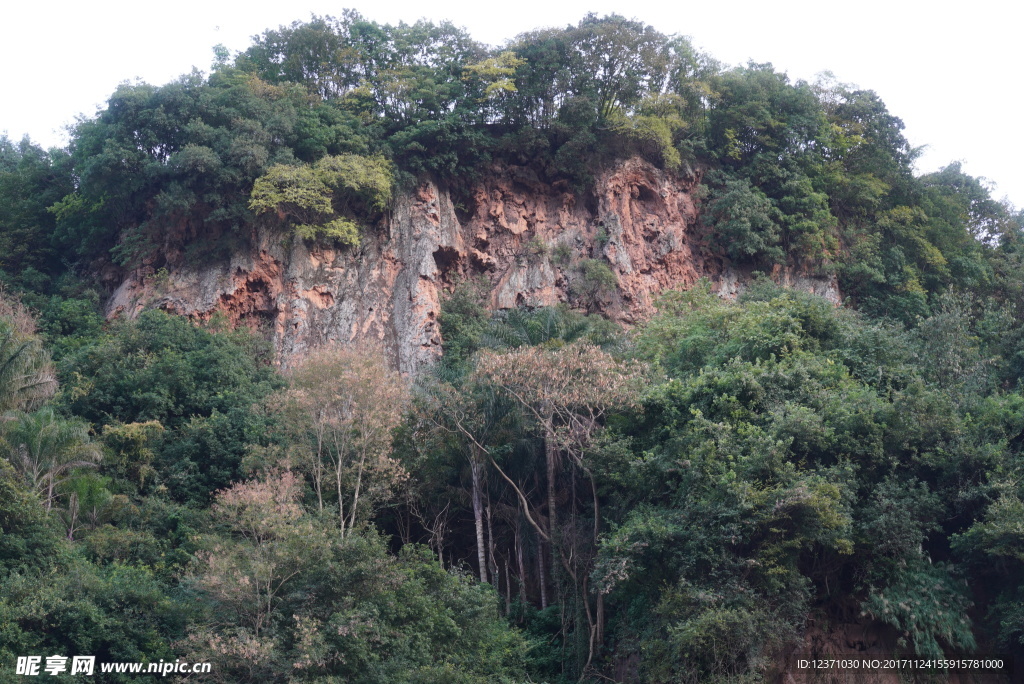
left=106, top=158, right=839, bottom=372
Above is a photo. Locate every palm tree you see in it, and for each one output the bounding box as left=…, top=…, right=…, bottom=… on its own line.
left=0, top=320, right=56, bottom=414
left=3, top=408, right=102, bottom=511
left=483, top=305, right=599, bottom=350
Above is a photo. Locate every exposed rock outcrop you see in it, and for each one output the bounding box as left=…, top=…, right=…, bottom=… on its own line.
left=106, top=158, right=839, bottom=373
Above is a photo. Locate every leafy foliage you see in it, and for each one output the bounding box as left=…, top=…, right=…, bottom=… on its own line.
left=2, top=407, right=102, bottom=512
left=701, top=171, right=783, bottom=263
left=184, top=471, right=528, bottom=683
left=59, top=310, right=281, bottom=503
left=249, top=153, right=393, bottom=246
left=3, top=10, right=1024, bottom=684
left=577, top=284, right=1024, bottom=679
left=276, top=344, right=409, bottom=535
left=0, top=136, right=72, bottom=280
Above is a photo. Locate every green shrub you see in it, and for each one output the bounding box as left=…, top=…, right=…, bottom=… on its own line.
left=249, top=154, right=393, bottom=247
left=551, top=242, right=574, bottom=265
left=570, top=258, right=617, bottom=309
left=701, top=171, right=784, bottom=264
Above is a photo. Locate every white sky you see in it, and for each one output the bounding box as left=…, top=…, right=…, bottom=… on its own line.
left=3, top=1, right=1022, bottom=207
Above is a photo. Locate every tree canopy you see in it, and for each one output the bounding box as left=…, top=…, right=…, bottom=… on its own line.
left=2, top=10, right=1024, bottom=684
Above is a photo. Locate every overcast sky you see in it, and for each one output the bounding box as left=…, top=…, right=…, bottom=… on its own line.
left=3, top=1, right=1021, bottom=207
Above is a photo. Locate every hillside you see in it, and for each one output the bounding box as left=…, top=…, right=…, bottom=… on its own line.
left=0, top=11, right=1023, bottom=684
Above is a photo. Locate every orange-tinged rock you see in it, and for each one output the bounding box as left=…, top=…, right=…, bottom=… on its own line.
left=106, top=158, right=839, bottom=374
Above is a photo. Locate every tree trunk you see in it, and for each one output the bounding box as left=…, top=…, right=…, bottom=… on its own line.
left=505, top=557, right=512, bottom=614
left=543, top=413, right=558, bottom=612
left=336, top=465, right=346, bottom=538
left=348, top=448, right=368, bottom=532
left=538, top=539, right=549, bottom=609
left=313, top=421, right=325, bottom=513
left=486, top=499, right=498, bottom=582
left=544, top=411, right=558, bottom=539
left=471, top=455, right=488, bottom=583
left=515, top=523, right=527, bottom=601
left=591, top=472, right=604, bottom=647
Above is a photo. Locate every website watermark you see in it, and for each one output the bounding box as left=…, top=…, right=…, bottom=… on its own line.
left=14, top=656, right=211, bottom=677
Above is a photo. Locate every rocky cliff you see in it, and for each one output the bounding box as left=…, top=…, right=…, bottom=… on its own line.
left=105, top=158, right=839, bottom=373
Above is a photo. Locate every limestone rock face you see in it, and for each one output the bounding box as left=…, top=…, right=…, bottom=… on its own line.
left=105, top=158, right=839, bottom=374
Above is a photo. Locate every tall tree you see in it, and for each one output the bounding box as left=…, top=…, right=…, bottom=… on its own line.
left=279, top=345, right=408, bottom=536
left=474, top=341, right=644, bottom=669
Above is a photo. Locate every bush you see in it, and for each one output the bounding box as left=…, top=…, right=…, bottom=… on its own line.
left=571, top=259, right=617, bottom=310
left=59, top=311, right=281, bottom=502
left=250, top=154, right=393, bottom=247
left=701, top=171, right=784, bottom=264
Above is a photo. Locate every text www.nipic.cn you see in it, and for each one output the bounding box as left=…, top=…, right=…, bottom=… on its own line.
left=15, top=656, right=212, bottom=677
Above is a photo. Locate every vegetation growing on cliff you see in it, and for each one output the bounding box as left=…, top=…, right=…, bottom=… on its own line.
left=1, top=9, right=1024, bottom=684
left=3, top=10, right=1018, bottom=315
left=249, top=153, right=393, bottom=246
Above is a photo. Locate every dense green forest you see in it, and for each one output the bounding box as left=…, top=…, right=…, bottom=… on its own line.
left=2, top=10, right=1024, bottom=682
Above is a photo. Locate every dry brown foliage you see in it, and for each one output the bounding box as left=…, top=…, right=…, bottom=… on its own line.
left=278, top=343, right=409, bottom=536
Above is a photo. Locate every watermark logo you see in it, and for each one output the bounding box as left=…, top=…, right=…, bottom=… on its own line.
left=14, top=655, right=208, bottom=676
left=16, top=657, right=94, bottom=676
